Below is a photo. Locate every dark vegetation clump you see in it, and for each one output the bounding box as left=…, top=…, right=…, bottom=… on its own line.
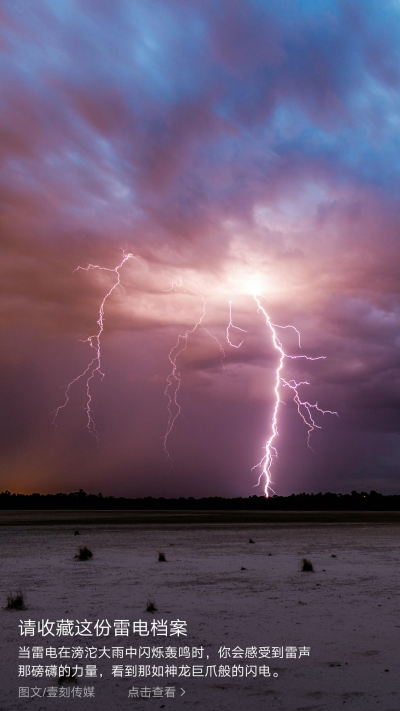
left=74, top=546, right=93, bottom=561
left=249, top=538, right=255, bottom=544
left=74, top=530, right=80, bottom=536
left=240, top=567, right=247, bottom=571
left=146, top=597, right=157, bottom=613
left=331, top=554, right=337, bottom=558
left=158, top=551, right=166, bottom=562
left=58, top=669, right=78, bottom=685
left=6, top=591, right=26, bottom=610
left=301, top=558, right=314, bottom=572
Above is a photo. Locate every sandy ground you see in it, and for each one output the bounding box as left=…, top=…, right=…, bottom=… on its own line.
left=1, top=516, right=400, bottom=710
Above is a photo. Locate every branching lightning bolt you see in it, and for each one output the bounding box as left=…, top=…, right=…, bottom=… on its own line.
left=226, top=301, right=247, bottom=348
left=52, top=252, right=140, bottom=442
left=163, top=283, right=226, bottom=469
left=227, top=296, right=337, bottom=497
left=54, top=255, right=337, bottom=495
left=252, top=294, right=338, bottom=497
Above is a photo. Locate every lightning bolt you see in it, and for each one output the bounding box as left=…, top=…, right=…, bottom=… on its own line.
left=162, top=283, right=226, bottom=469
left=250, top=294, right=338, bottom=497
left=52, top=251, right=141, bottom=442
left=53, top=254, right=337, bottom=495
left=226, top=301, right=247, bottom=348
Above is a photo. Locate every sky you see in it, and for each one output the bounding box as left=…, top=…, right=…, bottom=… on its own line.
left=1, top=0, right=400, bottom=498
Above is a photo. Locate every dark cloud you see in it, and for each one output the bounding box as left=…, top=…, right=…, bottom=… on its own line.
left=0, top=0, right=400, bottom=495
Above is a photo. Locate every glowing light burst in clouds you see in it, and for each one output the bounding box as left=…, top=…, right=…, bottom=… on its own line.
left=53, top=253, right=337, bottom=496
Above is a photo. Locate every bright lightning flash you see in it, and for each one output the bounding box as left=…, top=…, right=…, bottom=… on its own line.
left=53, top=255, right=337, bottom=498
left=52, top=252, right=139, bottom=441
left=250, top=294, right=338, bottom=497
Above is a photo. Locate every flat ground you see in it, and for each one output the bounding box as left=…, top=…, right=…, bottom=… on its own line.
left=1, top=513, right=399, bottom=710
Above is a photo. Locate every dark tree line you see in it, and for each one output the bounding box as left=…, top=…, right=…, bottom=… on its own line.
left=0, top=489, right=399, bottom=511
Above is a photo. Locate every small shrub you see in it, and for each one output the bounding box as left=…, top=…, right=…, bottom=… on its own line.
left=74, top=546, right=93, bottom=561
left=6, top=591, right=25, bottom=610
left=301, top=558, right=314, bottom=572
left=146, top=597, right=157, bottom=613
left=58, top=669, right=78, bottom=685
left=158, top=551, right=166, bottom=562
left=331, top=554, right=337, bottom=558
left=74, top=530, right=80, bottom=536
left=249, top=538, right=255, bottom=544
left=240, top=567, right=247, bottom=571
